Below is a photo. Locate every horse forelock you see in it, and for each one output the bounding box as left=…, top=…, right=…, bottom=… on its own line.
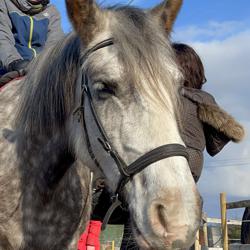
left=109, top=6, right=182, bottom=111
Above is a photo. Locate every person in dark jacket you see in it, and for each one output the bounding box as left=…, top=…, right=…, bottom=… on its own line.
left=0, top=0, right=64, bottom=75
left=173, top=43, right=245, bottom=182
left=241, top=207, right=250, bottom=244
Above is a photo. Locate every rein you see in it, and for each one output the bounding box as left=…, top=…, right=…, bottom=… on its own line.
left=74, top=38, right=189, bottom=230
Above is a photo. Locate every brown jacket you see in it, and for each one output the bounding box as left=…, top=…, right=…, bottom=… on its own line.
left=180, top=87, right=244, bottom=181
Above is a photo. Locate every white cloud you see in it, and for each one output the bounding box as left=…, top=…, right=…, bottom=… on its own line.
left=199, top=122, right=250, bottom=198
left=174, top=22, right=250, bottom=216
left=192, top=30, right=250, bottom=119
left=173, top=20, right=250, bottom=42
left=199, top=165, right=250, bottom=197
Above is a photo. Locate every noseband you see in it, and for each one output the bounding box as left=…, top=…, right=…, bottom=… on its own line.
left=74, top=38, right=189, bottom=230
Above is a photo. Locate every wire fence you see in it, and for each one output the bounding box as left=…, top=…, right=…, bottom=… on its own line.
left=100, top=225, right=139, bottom=249
left=205, top=218, right=248, bottom=247
left=98, top=217, right=250, bottom=249
left=100, top=225, right=123, bottom=249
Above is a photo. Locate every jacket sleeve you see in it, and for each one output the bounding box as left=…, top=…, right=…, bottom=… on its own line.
left=0, top=1, right=22, bottom=69
left=45, top=5, right=64, bottom=48
left=181, top=87, right=245, bottom=154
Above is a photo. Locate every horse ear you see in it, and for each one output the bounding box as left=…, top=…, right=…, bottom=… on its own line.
left=150, top=0, right=183, bottom=33
left=65, top=0, right=102, bottom=44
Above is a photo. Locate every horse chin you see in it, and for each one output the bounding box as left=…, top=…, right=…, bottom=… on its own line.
left=133, top=230, right=172, bottom=250
left=134, top=234, right=151, bottom=249
left=131, top=218, right=185, bottom=250
left=131, top=218, right=167, bottom=250
left=131, top=219, right=151, bottom=249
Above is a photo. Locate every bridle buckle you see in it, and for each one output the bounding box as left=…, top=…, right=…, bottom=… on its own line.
left=98, top=138, right=112, bottom=153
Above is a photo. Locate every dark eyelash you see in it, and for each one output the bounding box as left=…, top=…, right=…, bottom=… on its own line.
left=95, top=82, right=116, bottom=100
left=100, top=85, right=115, bottom=95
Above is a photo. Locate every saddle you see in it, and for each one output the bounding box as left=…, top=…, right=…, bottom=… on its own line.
left=0, top=70, right=26, bottom=89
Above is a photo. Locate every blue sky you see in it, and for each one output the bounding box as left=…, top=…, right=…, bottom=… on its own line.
left=51, top=0, right=250, bottom=220
left=52, top=0, right=250, bottom=33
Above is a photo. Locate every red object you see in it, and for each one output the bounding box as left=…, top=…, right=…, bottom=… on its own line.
left=78, top=220, right=102, bottom=250
left=78, top=222, right=90, bottom=250
left=0, top=76, right=23, bottom=92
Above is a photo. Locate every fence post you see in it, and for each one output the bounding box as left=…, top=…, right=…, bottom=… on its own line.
left=220, top=192, right=228, bottom=250
left=202, top=213, right=208, bottom=247
left=195, top=230, right=200, bottom=250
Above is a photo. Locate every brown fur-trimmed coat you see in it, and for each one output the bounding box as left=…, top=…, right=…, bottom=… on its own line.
left=180, top=87, right=245, bottom=181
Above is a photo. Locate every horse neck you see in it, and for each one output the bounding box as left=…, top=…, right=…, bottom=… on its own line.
left=15, top=128, right=74, bottom=192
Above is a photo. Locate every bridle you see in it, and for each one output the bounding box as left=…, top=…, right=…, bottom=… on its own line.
left=74, top=38, right=189, bottom=230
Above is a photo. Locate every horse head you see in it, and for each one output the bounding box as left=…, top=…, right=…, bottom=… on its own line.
left=65, top=0, right=202, bottom=249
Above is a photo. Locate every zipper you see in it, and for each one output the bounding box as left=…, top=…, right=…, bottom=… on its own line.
left=28, top=16, right=37, bottom=58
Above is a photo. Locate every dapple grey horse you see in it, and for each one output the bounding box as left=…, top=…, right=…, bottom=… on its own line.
left=0, top=0, right=202, bottom=249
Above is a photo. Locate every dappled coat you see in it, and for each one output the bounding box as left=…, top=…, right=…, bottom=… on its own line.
left=0, top=0, right=64, bottom=71
left=180, top=87, right=245, bottom=182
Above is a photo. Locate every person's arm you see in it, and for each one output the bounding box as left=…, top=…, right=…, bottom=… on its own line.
left=0, top=1, right=22, bottom=70
left=198, top=99, right=245, bottom=144
left=181, top=87, right=245, bottom=143
left=45, top=5, right=64, bottom=48
left=181, top=87, right=244, bottom=157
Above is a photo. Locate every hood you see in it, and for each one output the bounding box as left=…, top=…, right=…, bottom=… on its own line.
left=198, top=102, right=245, bottom=143
left=11, top=0, right=49, bottom=14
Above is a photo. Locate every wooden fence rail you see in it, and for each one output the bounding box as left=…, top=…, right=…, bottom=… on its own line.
left=220, top=193, right=250, bottom=250
left=206, top=217, right=242, bottom=225
left=227, top=200, right=250, bottom=209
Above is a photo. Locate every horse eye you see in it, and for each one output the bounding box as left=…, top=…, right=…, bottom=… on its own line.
left=93, top=82, right=115, bottom=100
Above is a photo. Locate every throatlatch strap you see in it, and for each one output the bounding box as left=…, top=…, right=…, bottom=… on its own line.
left=101, top=196, right=122, bottom=231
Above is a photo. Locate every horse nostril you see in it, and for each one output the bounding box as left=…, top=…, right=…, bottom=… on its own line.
left=148, top=200, right=192, bottom=247
left=149, top=202, right=169, bottom=237
left=156, top=204, right=167, bottom=231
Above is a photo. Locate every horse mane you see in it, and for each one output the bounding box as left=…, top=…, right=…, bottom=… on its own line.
left=15, top=34, right=81, bottom=136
